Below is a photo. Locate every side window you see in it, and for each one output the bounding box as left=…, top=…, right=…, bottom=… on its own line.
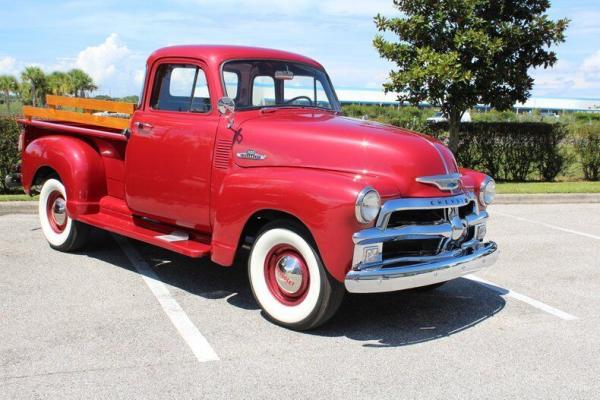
left=150, top=64, right=211, bottom=113
left=252, top=75, right=275, bottom=106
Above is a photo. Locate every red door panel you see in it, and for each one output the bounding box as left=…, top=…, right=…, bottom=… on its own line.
left=125, top=60, right=219, bottom=231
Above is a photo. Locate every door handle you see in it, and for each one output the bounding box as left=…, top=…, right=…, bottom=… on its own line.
left=136, top=122, right=154, bottom=131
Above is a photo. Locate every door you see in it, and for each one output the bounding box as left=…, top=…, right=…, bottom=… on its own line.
left=125, top=60, right=219, bottom=231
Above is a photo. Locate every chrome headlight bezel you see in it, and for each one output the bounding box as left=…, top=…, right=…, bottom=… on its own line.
left=479, top=177, right=496, bottom=206
left=355, top=187, right=381, bottom=224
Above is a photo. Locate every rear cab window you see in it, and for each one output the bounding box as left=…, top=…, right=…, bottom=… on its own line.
left=150, top=64, right=211, bottom=113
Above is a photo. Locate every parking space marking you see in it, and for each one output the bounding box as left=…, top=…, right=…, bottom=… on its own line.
left=466, top=275, right=578, bottom=321
left=114, top=235, right=220, bottom=363
left=494, top=210, right=600, bottom=241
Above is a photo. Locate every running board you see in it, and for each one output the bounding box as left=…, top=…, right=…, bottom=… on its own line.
left=77, top=199, right=211, bottom=258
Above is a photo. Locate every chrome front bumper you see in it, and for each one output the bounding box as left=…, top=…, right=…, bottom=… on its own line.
left=345, top=241, right=498, bottom=293
left=344, top=193, right=498, bottom=294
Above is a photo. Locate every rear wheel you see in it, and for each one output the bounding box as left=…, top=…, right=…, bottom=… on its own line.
left=39, top=178, right=90, bottom=252
left=248, top=221, right=344, bottom=330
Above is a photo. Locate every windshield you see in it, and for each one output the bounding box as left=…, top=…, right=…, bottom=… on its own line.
left=222, top=60, right=340, bottom=112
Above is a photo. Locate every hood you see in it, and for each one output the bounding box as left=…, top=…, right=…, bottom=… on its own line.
left=232, top=110, right=460, bottom=197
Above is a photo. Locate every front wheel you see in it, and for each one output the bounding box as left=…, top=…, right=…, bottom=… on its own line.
left=248, top=221, right=344, bottom=330
left=39, top=178, right=90, bottom=252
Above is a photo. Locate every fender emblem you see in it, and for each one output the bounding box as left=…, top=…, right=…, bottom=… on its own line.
left=416, top=173, right=461, bottom=191
left=236, top=149, right=267, bottom=160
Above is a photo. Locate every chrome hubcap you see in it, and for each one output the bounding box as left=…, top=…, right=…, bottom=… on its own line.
left=52, top=197, right=67, bottom=226
left=275, top=255, right=304, bottom=295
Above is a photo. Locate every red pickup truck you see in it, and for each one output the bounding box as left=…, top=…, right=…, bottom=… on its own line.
left=15, top=45, right=498, bottom=330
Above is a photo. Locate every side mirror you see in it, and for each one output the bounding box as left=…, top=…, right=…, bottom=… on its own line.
left=217, top=97, right=236, bottom=129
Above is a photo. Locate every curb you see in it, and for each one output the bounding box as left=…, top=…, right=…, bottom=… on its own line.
left=1, top=194, right=599, bottom=215
left=0, top=201, right=38, bottom=214
left=495, top=193, right=600, bottom=204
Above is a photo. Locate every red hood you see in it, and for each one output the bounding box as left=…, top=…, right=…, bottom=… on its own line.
left=232, top=109, right=461, bottom=197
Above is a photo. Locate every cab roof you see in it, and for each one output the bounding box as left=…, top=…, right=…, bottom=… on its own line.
left=147, top=45, right=324, bottom=69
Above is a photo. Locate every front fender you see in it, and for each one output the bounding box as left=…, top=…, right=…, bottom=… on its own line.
left=22, top=136, right=107, bottom=216
left=211, top=167, right=370, bottom=282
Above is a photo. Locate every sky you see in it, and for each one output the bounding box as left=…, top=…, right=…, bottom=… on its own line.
left=1, top=0, right=599, bottom=99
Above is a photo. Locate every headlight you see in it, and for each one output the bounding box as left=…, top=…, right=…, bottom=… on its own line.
left=479, top=177, right=496, bottom=206
left=355, top=187, right=381, bottom=224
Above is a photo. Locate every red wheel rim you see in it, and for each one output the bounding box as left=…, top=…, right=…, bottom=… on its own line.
left=264, top=244, right=310, bottom=306
left=46, top=191, right=67, bottom=233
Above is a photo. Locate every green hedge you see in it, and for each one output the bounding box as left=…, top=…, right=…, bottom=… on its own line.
left=342, top=104, right=433, bottom=133
left=0, top=117, right=20, bottom=193
left=429, top=122, right=568, bottom=181
left=573, top=124, right=600, bottom=181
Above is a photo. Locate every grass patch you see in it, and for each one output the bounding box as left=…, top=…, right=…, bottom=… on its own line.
left=0, top=194, right=38, bottom=201
left=497, top=181, right=600, bottom=194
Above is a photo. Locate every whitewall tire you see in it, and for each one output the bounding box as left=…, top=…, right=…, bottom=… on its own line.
left=248, top=221, right=344, bottom=330
left=39, top=178, right=89, bottom=252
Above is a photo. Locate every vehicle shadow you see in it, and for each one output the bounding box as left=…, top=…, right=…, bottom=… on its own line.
left=85, top=230, right=506, bottom=348
left=312, top=279, right=505, bottom=347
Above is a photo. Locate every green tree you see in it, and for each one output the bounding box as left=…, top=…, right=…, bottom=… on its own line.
left=67, top=69, right=97, bottom=97
left=0, top=75, right=19, bottom=113
left=47, top=71, right=74, bottom=96
left=374, top=0, right=569, bottom=152
left=21, top=66, right=46, bottom=107
left=119, top=95, right=139, bottom=104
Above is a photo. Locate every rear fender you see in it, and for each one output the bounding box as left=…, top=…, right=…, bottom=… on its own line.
left=22, top=136, right=107, bottom=216
left=210, top=167, right=369, bottom=282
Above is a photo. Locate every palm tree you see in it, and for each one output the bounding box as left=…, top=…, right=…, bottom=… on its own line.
left=21, top=66, right=46, bottom=106
left=67, top=69, right=97, bottom=97
left=47, top=71, right=73, bottom=96
left=0, top=75, right=19, bottom=113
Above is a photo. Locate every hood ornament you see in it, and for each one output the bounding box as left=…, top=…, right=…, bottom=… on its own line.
left=236, top=149, right=267, bottom=161
left=416, top=173, right=461, bottom=191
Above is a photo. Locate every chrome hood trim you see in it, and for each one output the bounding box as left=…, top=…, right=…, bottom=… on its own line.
left=416, top=173, right=462, bottom=191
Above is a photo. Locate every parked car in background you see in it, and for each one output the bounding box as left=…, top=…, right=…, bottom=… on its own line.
left=540, top=111, right=560, bottom=119
left=427, top=111, right=472, bottom=123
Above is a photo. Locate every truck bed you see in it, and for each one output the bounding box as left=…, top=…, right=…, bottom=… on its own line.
left=20, top=96, right=213, bottom=258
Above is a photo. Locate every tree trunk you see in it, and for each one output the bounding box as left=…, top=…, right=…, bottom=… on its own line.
left=31, top=84, right=37, bottom=107
left=448, top=113, right=461, bottom=154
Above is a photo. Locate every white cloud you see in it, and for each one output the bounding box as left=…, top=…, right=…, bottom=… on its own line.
left=181, top=0, right=395, bottom=17
left=75, top=33, right=131, bottom=84
left=581, top=50, right=600, bottom=81
left=1, top=34, right=144, bottom=96
left=532, top=52, right=600, bottom=97
left=0, top=56, right=18, bottom=75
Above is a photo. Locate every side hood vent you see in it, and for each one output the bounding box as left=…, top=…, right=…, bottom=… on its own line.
left=214, top=138, right=233, bottom=169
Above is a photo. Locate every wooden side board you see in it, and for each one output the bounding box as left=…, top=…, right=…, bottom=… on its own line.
left=23, top=95, right=135, bottom=130
left=23, top=106, right=131, bottom=130
left=46, top=95, right=136, bottom=114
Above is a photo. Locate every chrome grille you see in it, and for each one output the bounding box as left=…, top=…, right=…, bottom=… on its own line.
left=351, top=193, right=488, bottom=270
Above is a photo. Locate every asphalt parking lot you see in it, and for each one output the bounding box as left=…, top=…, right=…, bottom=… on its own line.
left=1, top=203, right=600, bottom=399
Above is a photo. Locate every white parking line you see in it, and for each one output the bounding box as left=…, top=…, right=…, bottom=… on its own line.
left=466, top=275, right=578, bottom=321
left=494, top=210, right=600, bottom=241
left=113, top=235, right=219, bottom=363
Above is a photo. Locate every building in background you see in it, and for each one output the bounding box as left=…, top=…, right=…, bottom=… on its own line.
left=335, top=87, right=600, bottom=114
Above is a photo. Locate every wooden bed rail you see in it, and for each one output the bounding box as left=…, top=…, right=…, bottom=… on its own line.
left=22, top=95, right=136, bottom=130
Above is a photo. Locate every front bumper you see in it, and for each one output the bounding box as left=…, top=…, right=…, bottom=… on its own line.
left=344, top=193, right=498, bottom=294
left=345, top=241, right=498, bottom=293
